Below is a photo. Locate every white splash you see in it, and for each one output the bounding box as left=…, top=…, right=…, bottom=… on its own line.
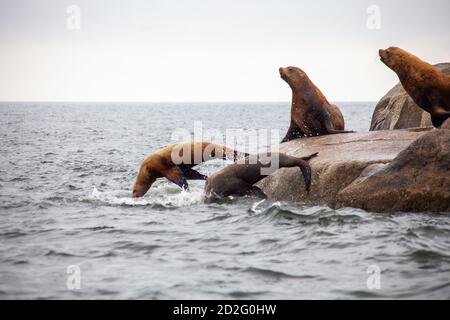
left=250, top=199, right=267, bottom=212
left=88, top=185, right=203, bottom=207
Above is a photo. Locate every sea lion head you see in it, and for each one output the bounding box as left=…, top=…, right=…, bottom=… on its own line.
left=279, top=66, right=309, bottom=90
left=379, top=46, right=409, bottom=71
left=132, top=165, right=157, bottom=198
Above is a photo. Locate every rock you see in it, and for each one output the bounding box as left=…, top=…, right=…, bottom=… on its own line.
left=370, top=63, right=450, bottom=131
left=336, top=130, right=450, bottom=212
left=442, top=118, right=450, bottom=130
left=257, top=127, right=450, bottom=213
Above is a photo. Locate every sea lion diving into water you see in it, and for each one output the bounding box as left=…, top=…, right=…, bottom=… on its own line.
left=132, top=141, right=247, bottom=197
left=202, top=152, right=318, bottom=203
left=379, top=46, right=450, bottom=127
left=279, top=66, right=353, bottom=143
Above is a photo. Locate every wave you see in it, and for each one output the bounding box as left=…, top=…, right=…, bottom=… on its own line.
left=227, top=290, right=266, bottom=298
left=247, top=201, right=364, bottom=225
left=0, top=231, right=28, bottom=239
left=113, top=241, right=161, bottom=254
left=407, top=249, right=449, bottom=261
left=243, top=266, right=315, bottom=279
left=85, top=185, right=202, bottom=208
left=45, top=249, right=80, bottom=257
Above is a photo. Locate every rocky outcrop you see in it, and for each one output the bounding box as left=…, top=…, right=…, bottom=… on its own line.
left=257, top=128, right=450, bottom=213
left=336, top=129, right=450, bottom=212
left=370, top=63, right=450, bottom=131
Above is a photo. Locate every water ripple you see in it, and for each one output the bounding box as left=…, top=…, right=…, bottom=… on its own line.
left=1, top=102, right=448, bottom=299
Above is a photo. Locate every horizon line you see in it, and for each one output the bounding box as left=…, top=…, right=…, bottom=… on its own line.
left=0, top=100, right=378, bottom=104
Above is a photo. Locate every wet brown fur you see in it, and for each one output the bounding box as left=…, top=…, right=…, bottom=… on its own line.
left=279, top=66, right=351, bottom=142
left=202, top=152, right=318, bottom=203
left=133, top=141, right=245, bottom=197
left=379, top=46, right=450, bottom=127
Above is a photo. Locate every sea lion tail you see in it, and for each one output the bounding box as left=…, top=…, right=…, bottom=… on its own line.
left=300, top=152, right=319, bottom=162
left=298, top=161, right=312, bottom=191
left=296, top=152, right=318, bottom=191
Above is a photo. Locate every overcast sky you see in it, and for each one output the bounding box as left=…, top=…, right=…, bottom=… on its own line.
left=0, top=0, right=449, bottom=102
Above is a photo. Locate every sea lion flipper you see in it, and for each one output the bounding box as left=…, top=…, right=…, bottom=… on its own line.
left=431, top=112, right=450, bottom=127
left=281, top=130, right=302, bottom=143
left=246, top=186, right=267, bottom=199
left=322, top=113, right=354, bottom=134
left=281, top=122, right=301, bottom=143
left=163, top=167, right=189, bottom=190
left=430, top=105, right=450, bottom=127
left=298, top=160, right=312, bottom=191
left=301, top=152, right=319, bottom=162
left=182, top=168, right=207, bottom=180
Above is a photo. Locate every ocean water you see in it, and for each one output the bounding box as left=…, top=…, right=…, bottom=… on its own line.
left=0, top=102, right=449, bottom=299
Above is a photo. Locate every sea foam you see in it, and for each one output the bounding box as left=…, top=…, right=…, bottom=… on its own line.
left=89, top=185, right=202, bottom=207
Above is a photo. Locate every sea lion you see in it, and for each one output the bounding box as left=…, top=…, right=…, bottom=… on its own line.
left=132, top=141, right=246, bottom=197
left=279, top=66, right=352, bottom=143
left=202, top=152, right=318, bottom=203
left=442, top=118, right=450, bottom=130
left=379, top=46, right=450, bottom=127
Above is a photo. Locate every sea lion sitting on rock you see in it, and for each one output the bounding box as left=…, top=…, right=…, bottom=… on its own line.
left=379, top=46, right=450, bottom=127
left=202, top=152, right=318, bottom=203
left=442, top=118, right=450, bottom=130
left=133, top=141, right=246, bottom=197
left=279, top=66, right=352, bottom=143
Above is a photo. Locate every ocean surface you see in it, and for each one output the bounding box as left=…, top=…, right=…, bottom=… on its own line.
left=0, top=102, right=449, bottom=299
